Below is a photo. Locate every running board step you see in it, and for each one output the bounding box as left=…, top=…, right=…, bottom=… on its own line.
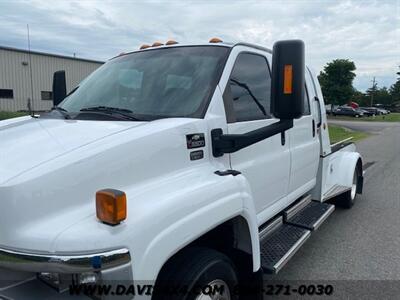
left=259, top=217, right=311, bottom=274
left=284, top=197, right=335, bottom=231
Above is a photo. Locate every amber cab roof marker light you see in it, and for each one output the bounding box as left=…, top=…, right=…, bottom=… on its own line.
left=209, top=37, right=223, bottom=43
left=152, top=42, right=164, bottom=47
left=96, top=189, right=127, bottom=225
left=140, top=44, right=151, bottom=50
left=166, top=40, right=178, bottom=45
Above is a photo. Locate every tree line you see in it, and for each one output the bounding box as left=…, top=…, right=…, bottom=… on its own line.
left=318, top=59, right=400, bottom=107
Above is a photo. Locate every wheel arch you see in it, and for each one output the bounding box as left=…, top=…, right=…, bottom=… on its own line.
left=336, top=150, right=363, bottom=191
left=153, top=214, right=260, bottom=287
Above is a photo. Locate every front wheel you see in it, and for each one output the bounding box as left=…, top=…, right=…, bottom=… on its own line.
left=154, top=248, right=239, bottom=300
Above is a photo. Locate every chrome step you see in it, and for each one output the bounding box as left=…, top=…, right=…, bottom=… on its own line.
left=283, top=194, right=312, bottom=220
left=259, top=217, right=311, bottom=274
left=284, top=200, right=335, bottom=231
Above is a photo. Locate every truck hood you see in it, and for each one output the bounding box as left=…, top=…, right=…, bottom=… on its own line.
left=0, top=116, right=208, bottom=252
left=0, top=117, right=143, bottom=185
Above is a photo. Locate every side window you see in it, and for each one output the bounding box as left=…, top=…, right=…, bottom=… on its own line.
left=41, top=91, right=53, bottom=100
left=228, top=53, right=271, bottom=122
left=0, top=89, right=13, bottom=99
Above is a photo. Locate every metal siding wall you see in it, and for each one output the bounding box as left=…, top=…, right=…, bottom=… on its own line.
left=0, top=48, right=103, bottom=112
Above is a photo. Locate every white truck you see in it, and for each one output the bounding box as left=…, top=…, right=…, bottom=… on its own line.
left=0, top=39, right=363, bottom=300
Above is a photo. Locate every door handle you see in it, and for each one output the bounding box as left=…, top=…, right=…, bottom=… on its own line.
left=314, top=97, right=322, bottom=128
left=312, top=119, right=316, bottom=137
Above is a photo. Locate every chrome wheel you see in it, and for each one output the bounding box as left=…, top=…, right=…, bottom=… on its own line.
left=351, top=170, right=357, bottom=200
left=195, top=279, right=230, bottom=300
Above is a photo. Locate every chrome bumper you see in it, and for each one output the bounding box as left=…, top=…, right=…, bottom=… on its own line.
left=0, top=247, right=134, bottom=300
left=0, top=247, right=131, bottom=273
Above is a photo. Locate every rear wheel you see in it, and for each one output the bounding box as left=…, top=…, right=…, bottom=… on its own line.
left=334, top=167, right=359, bottom=209
left=154, top=248, right=239, bottom=300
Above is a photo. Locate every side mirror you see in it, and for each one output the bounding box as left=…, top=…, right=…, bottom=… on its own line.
left=52, top=70, right=67, bottom=106
left=271, top=40, right=305, bottom=119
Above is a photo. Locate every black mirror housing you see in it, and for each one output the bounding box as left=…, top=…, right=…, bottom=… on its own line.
left=271, top=40, right=305, bottom=120
left=52, top=70, right=67, bottom=107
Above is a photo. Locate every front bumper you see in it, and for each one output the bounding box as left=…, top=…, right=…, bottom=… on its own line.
left=0, top=247, right=130, bottom=273
left=0, top=247, right=133, bottom=300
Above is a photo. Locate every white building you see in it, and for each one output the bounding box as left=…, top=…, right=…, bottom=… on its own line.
left=0, top=46, right=103, bottom=112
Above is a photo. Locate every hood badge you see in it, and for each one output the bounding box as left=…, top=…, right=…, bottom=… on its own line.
left=186, top=133, right=205, bottom=149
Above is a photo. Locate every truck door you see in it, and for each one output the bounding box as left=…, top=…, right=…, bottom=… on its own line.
left=223, top=51, right=291, bottom=218
left=287, top=70, right=320, bottom=197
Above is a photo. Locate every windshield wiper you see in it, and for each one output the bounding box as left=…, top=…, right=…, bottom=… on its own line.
left=51, top=106, right=71, bottom=119
left=79, top=106, right=142, bottom=121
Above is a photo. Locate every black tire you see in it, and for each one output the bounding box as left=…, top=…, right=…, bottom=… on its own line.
left=334, top=167, right=359, bottom=209
left=153, top=248, right=239, bottom=300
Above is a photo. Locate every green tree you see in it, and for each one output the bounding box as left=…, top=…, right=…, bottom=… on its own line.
left=318, top=59, right=356, bottom=105
left=351, top=90, right=369, bottom=106
left=374, top=87, right=392, bottom=105
left=389, top=66, right=400, bottom=104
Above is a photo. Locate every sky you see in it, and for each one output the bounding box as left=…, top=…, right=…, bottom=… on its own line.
left=0, top=0, right=399, bottom=91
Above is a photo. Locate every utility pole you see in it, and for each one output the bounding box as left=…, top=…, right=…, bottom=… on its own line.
left=370, top=77, right=377, bottom=107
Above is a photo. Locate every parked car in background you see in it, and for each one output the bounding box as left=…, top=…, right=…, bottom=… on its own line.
left=360, top=107, right=379, bottom=116
left=333, top=106, right=364, bottom=117
left=355, top=108, right=368, bottom=116
left=358, top=108, right=375, bottom=117
left=325, top=104, right=339, bottom=115
left=376, top=108, right=389, bottom=115
left=356, top=108, right=375, bottom=117
left=325, top=104, right=332, bottom=115
left=374, top=104, right=391, bottom=114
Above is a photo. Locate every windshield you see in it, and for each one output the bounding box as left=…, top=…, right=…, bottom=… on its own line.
left=59, top=46, right=229, bottom=120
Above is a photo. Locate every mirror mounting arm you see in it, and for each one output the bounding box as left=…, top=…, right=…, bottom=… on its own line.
left=211, top=119, right=294, bottom=157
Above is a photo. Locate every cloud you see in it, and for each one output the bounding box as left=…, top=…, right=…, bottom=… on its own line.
left=0, top=0, right=398, bottom=91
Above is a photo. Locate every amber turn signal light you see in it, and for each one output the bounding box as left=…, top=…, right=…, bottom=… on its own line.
left=96, top=189, right=127, bottom=225
left=283, top=64, right=293, bottom=94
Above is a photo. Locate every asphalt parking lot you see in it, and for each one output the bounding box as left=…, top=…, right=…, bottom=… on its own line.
left=264, top=120, right=400, bottom=299
left=328, top=119, right=400, bottom=133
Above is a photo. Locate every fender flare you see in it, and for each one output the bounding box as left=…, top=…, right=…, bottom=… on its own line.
left=335, top=151, right=363, bottom=190
left=134, top=175, right=261, bottom=281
